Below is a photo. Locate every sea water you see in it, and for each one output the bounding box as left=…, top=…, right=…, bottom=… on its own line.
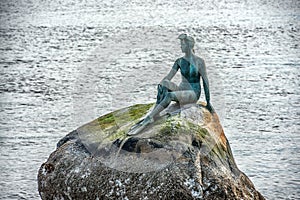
left=0, top=0, right=299, bottom=199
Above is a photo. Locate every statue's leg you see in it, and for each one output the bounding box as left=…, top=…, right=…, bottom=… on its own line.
left=172, top=90, right=198, bottom=105
left=148, top=91, right=179, bottom=119
left=156, top=80, right=180, bottom=105
left=128, top=89, right=198, bottom=135
left=151, top=90, right=198, bottom=118
left=128, top=89, right=173, bottom=135
left=156, top=84, right=168, bottom=105
left=161, top=80, right=180, bottom=91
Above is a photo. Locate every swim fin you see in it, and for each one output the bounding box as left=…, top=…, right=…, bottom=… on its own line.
left=127, top=117, right=154, bottom=136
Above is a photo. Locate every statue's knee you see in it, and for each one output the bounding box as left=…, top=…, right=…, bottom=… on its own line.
left=158, top=83, right=169, bottom=94
left=161, top=80, right=170, bottom=87
left=157, top=84, right=162, bottom=91
left=165, top=92, right=178, bottom=103
left=160, top=97, right=171, bottom=108
left=167, top=92, right=176, bottom=100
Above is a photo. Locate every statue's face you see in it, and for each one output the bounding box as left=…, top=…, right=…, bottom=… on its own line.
left=180, top=40, right=188, bottom=52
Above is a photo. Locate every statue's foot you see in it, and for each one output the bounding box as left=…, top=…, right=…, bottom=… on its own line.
left=143, top=116, right=154, bottom=126
left=128, top=119, right=144, bottom=132
left=127, top=116, right=154, bottom=136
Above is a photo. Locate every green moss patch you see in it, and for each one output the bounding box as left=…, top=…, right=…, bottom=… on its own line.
left=107, top=130, right=126, bottom=141
left=97, top=113, right=116, bottom=130
left=97, top=103, right=154, bottom=131
left=94, top=103, right=154, bottom=141
left=128, top=103, right=154, bottom=120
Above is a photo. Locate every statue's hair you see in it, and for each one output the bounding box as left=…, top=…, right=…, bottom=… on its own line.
left=178, top=33, right=195, bottom=50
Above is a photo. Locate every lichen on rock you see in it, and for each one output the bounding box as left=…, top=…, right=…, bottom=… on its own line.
left=38, top=102, right=265, bottom=200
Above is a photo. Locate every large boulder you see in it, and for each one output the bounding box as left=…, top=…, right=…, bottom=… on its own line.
left=38, top=102, right=265, bottom=200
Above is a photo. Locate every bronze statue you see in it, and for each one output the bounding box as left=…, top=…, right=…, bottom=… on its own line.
left=128, top=33, right=213, bottom=135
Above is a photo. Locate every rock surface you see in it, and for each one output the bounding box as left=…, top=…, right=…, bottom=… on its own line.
left=38, top=102, right=265, bottom=200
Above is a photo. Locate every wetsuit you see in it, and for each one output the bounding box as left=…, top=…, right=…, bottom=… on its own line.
left=156, top=57, right=201, bottom=105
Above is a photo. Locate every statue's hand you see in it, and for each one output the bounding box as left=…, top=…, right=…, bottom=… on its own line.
left=206, top=102, right=215, bottom=113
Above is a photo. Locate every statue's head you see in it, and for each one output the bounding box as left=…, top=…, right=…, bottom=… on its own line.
left=178, top=33, right=195, bottom=53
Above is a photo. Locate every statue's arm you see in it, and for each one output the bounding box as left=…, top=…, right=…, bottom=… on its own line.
left=199, top=59, right=214, bottom=112
left=161, top=59, right=179, bottom=81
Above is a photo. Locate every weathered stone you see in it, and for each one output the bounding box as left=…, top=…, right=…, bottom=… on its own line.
left=38, top=102, right=265, bottom=200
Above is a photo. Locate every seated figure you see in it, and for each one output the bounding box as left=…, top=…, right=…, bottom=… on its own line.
left=128, top=33, right=213, bottom=135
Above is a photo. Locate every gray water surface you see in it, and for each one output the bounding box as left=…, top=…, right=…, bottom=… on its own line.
left=0, top=0, right=299, bottom=199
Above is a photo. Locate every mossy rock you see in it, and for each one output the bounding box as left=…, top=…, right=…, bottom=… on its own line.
left=39, top=102, right=265, bottom=200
